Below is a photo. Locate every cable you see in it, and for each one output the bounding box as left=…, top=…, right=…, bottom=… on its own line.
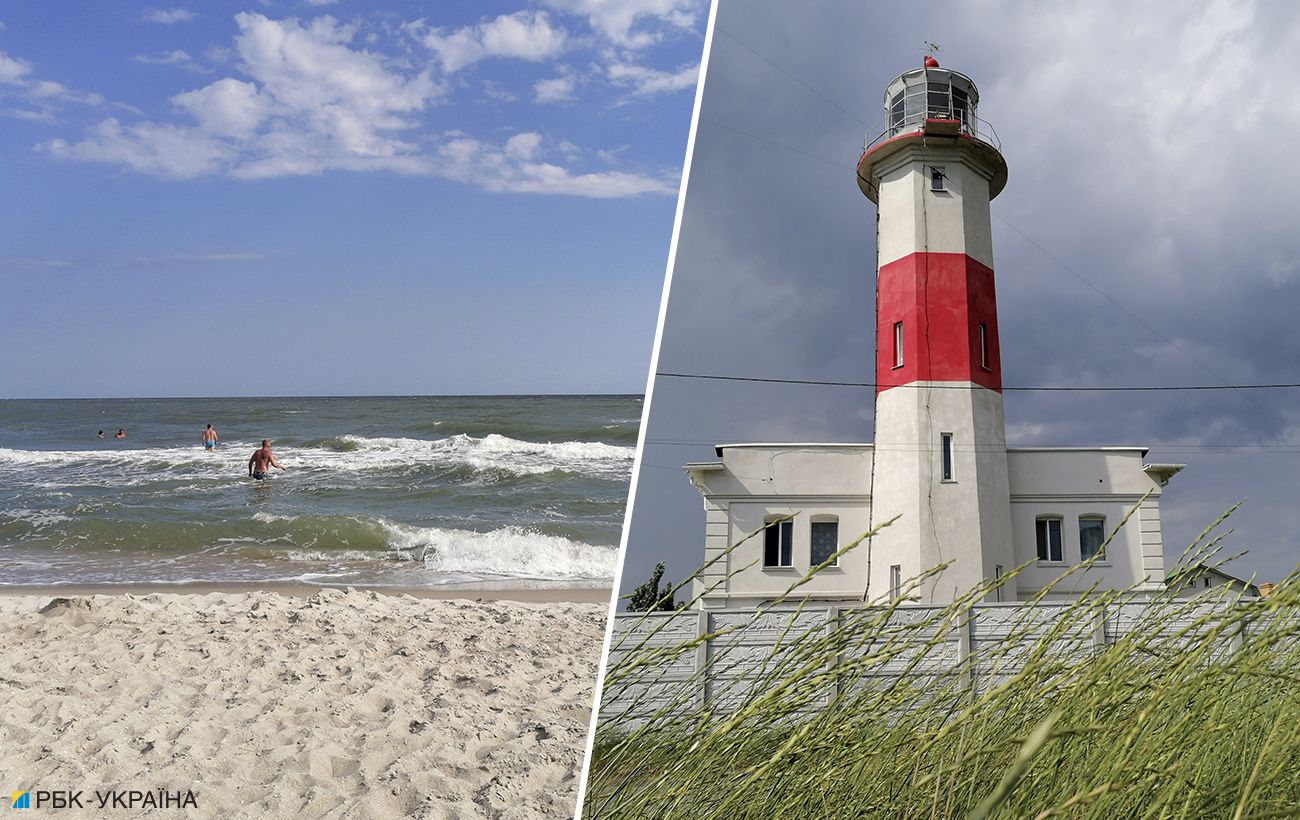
left=714, top=27, right=876, bottom=130
left=655, top=371, right=1300, bottom=391
left=693, top=34, right=1288, bottom=431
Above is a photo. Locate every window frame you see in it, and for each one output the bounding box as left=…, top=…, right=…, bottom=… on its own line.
left=978, top=322, right=989, bottom=370
left=929, top=165, right=946, bottom=192
left=1078, top=515, right=1108, bottom=563
left=893, top=321, right=904, bottom=369
left=940, top=432, right=955, bottom=482
left=763, top=518, right=795, bottom=569
left=889, top=564, right=902, bottom=599
left=994, top=564, right=1004, bottom=603
left=1035, top=516, right=1064, bottom=563
left=809, top=517, right=840, bottom=568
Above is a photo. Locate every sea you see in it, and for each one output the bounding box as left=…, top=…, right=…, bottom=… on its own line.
left=0, top=396, right=638, bottom=590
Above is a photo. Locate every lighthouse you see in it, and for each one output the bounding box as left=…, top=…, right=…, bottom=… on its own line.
left=684, top=57, right=1180, bottom=611
left=855, top=56, right=1015, bottom=604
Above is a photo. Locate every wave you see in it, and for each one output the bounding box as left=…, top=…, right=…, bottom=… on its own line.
left=0, top=432, right=634, bottom=483
left=382, top=521, right=617, bottom=579
left=0, top=511, right=617, bottom=581
left=298, top=433, right=633, bottom=478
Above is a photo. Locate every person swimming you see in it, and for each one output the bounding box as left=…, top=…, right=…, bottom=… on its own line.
left=97, top=430, right=104, bottom=439
left=114, top=429, right=126, bottom=439
left=202, top=424, right=218, bottom=451
left=248, top=440, right=285, bottom=480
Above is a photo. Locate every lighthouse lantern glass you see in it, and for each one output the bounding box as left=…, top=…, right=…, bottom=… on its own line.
left=884, top=68, right=979, bottom=139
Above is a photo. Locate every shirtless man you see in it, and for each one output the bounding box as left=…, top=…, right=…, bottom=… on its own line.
left=202, top=424, right=219, bottom=451
left=248, top=440, right=286, bottom=480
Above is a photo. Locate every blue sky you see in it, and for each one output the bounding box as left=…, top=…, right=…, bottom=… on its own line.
left=0, top=1, right=704, bottom=397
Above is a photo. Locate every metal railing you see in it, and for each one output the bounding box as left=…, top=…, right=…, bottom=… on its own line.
left=862, top=111, right=1001, bottom=154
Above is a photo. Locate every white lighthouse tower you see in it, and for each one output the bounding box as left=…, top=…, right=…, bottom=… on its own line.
left=856, top=55, right=1015, bottom=604
left=683, top=56, right=1181, bottom=611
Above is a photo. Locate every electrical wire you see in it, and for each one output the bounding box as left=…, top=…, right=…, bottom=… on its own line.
left=655, top=371, right=1300, bottom=391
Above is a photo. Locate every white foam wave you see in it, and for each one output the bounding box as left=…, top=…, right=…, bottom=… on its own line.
left=0, top=508, right=73, bottom=528
left=0, top=430, right=633, bottom=484
left=382, top=522, right=617, bottom=579
left=319, top=433, right=633, bottom=478
left=247, top=513, right=617, bottom=579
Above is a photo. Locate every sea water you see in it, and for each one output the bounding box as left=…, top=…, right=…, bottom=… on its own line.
left=0, top=395, right=638, bottom=589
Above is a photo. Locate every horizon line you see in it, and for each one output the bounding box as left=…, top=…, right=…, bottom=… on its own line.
left=0, top=392, right=646, bottom=401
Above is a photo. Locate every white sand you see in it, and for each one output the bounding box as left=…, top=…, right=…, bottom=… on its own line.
left=0, top=589, right=607, bottom=818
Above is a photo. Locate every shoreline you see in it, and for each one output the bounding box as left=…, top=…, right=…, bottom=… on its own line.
left=0, top=580, right=613, bottom=604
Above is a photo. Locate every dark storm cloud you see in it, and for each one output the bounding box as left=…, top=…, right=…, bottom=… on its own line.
left=620, top=0, right=1300, bottom=598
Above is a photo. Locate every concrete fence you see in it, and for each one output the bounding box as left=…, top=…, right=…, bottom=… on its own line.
left=598, top=599, right=1286, bottom=727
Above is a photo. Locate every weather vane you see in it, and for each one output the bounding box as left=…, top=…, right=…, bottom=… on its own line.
left=924, top=41, right=941, bottom=57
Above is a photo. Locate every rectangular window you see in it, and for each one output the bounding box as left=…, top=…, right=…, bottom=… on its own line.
left=890, top=564, right=902, bottom=599
left=893, top=321, right=904, bottom=368
left=1036, top=518, right=1063, bottom=562
left=810, top=520, right=839, bottom=566
left=979, top=322, right=989, bottom=369
left=930, top=166, right=946, bottom=191
left=1079, top=517, right=1106, bottom=561
left=940, top=433, right=954, bottom=481
left=994, top=564, right=1004, bottom=603
left=763, top=519, right=794, bottom=567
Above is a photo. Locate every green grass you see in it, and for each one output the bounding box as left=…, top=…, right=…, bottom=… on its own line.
left=585, top=513, right=1300, bottom=819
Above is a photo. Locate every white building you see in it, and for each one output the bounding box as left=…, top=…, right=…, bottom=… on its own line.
left=686, top=59, right=1185, bottom=609
left=1167, top=563, right=1261, bottom=599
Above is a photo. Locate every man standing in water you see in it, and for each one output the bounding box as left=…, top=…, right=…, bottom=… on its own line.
left=248, top=440, right=286, bottom=480
left=202, top=424, right=219, bottom=451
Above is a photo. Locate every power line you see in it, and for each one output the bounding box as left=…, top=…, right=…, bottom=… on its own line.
left=699, top=117, right=849, bottom=171
left=656, top=371, right=1300, bottom=392
left=697, top=34, right=1288, bottom=431
left=643, top=438, right=1300, bottom=453
left=714, top=27, right=876, bottom=130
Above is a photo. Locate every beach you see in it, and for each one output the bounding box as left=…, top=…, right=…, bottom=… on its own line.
left=0, top=587, right=608, bottom=818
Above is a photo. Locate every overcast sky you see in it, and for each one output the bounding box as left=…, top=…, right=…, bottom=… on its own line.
left=622, top=0, right=1300, bottom=597
left=0, top=0, right=703, bottom=397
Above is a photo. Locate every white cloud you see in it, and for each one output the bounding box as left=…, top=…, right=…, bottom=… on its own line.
left=48, top=14, right=440, bottom=179
left=131, top=49, right=195, bottom=67
left=43, top=119, right=230, bottom=179
left=534, top=75, right=575, bottom=103
left=543, top=0, right=699, bottom=48
left=29, top=80, right=104, bottom=106
left=5, top=108, right=55, bottom=122
left=504, top=131, right=543, bottom=160
left=0, top=51, right=33, bottom=84
left=141, top=8, right=196, bottom=24
left=38, top=12, right=683, bottom=197
left=172, top=78, right=267, bottom=138
left=411, top=11, right=567, bottom=72
left=0, top=256, right=74, bottom=270
left=607, top=61, right=697, bottom=95
left=435, top=132, right=675, bottom=197
left=305, top=0, right=338, bottom=5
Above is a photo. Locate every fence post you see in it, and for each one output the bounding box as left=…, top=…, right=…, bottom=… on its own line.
left=696, top=609, right=710, bottom=710
left=828, top=606, right=841, bottom=706
left=959, top=607, right=975, bottom=693
left=1093, top=605, right=1109, bottom=656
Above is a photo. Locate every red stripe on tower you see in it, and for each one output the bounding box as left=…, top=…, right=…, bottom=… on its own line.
left=875, top=251, right=1001, bottom=394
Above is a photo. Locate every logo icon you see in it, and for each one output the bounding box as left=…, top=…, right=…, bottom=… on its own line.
left=9, top=791, right=30, bottom=809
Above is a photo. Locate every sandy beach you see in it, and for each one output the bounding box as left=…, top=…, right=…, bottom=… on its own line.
left=0, top=587, right=609, bottom=818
